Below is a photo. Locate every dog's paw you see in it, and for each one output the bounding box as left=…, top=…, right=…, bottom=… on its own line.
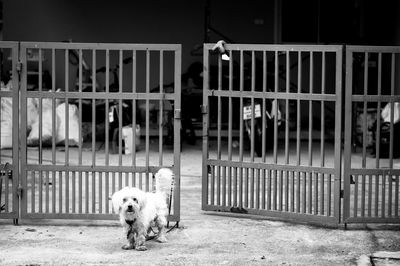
left=122, top=243, right=134, bottom=250
left=135, top=245, right=148, bottom=251
left=156, top=235, right=167, bottom=243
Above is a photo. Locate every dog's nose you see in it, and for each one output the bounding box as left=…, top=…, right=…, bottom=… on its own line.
left=127, top=205, right=133, bottom=211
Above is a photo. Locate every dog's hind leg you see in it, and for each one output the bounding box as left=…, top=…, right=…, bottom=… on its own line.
left=155, top=215, right=167, bottom=243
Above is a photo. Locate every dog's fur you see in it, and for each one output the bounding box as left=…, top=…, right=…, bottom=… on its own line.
left=111, top=168, right=173, bottom=251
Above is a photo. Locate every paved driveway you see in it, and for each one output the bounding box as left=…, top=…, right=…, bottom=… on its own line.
left=0, top=145, right=399, bottom=265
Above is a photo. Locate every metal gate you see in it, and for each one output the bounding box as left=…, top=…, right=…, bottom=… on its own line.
left=0, top=42, right=19, bottom=222
left=343, top=46, right=400, bottom=225
left=202, top=44, right=343, bottom=226
left=0, top=41, right=182, bottom=223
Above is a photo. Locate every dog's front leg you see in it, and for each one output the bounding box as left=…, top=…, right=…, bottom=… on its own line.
left=134, top=223, right=148, bottom=251
left=122, top=230, right=136, bottom=250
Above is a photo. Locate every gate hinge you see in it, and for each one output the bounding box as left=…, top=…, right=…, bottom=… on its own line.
left=174, top=109, right=181, bottom=120
left=1, top=163, right=12, bottom=176
left=201, top=105, right=208, bottom=115
left=340, top=189, right=344, bottom=198
left=16, top=61, right=23, bottom=75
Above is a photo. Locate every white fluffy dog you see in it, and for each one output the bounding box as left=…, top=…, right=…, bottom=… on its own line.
left=111, top=168, right=173, bottom=251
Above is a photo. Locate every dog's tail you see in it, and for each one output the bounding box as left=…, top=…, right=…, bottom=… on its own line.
left=154, top=168, right=174, bottom=199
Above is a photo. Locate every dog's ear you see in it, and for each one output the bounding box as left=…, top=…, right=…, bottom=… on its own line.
left=111, top=190, right=123, bottom=214
left=139, top=199, right=146, bottom=210
left=138, top=191, right=147, bottom=210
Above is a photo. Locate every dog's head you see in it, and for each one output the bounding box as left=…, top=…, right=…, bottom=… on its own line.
left=111, top=187, right=146, bottom=221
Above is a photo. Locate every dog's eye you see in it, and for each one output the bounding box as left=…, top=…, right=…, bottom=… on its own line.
left=133, top=198, right=137, bottom=202
left=122, top=198, right=127, bottom=203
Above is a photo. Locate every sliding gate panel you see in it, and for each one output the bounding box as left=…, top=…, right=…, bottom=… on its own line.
left=343, top=46, right=400, bottom=224
left=19, top=42, right=181, bottom=222
left=0, top=42, right=19, bottom=220
left=202, top=44, right=343, bottom=226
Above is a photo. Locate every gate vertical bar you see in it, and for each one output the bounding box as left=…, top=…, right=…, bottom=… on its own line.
left=334, top=46, right=343, bottom=224
left=0, top=42, right=22, bottom=222
left=20, top=43, right=28, bottom=219
left=202, top=46, right=210, bottom=210
left=173, top=45, right=182, bottom=222
left=12, top=43, right=20, bottom=222
left=343, top=47, right=353, bottom=224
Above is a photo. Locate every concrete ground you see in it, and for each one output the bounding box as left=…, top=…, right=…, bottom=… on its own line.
left=0, top=142, right=400, bottom=266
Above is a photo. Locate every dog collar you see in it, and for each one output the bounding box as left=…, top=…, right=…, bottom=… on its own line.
left=125, top=219, right=136, bottom=226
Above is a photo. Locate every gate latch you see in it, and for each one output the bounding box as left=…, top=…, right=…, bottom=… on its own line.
left=0, top=163, right=12, bottom=176
left=16, top=61, right=23, bottom=75
left=17, top=185, right=23, bottom=198
left=201, top=105, right=208, bottom=115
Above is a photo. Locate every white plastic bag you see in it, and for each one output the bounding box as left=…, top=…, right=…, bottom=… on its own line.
left=56, top=103, right=80, bottom=146
left=27, top=98, right=38, bottom=131
left=1, top=82, right=13, bottom=149
left=381, top=102, right=400, bottom=124
left=0, top=97, right=13, bottom=149
left=122, top=125, right=141, bottom=154
left=27, top=98, right=54, bottom=146
left=269, top=99, right=282, bottom=126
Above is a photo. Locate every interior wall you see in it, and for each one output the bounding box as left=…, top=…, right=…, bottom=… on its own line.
left=3, top=0, right=274, bottom=83
left=3, top=0, right=204, bottom=75
left=206, top=0, right=274, bottom=44
left=396, top=2, right=400, bottom=45
left=282, top=0, right=399, bottom=45
left=395, top=1, right=400, bottom=94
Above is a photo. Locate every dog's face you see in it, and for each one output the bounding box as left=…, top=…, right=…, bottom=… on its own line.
left=111, top=187, right=146, bottom=221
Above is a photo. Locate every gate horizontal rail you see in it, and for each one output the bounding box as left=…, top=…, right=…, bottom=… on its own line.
left=207, top=159, right=336, bottom=174
left=206, top=90, right=337, bottom=101
left=23, top=91, right=178, bottom=100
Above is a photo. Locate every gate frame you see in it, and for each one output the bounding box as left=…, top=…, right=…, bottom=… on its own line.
left=0, top=41, right=20, bottom=222
left=202, top=43, right=343, bottom=227
left=2, top=41, right=400, bottom=227
left=343, top=45, right=400, bottom=225
left=14, top=41, right=181, bottom=223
